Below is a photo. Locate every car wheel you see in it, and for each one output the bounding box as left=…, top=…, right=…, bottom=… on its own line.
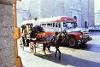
left=68, top=37, right=76, bottom=47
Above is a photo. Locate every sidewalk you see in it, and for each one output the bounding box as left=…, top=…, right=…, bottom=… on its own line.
left=18, top=45, right=100, bottom=67
left=18, top=46, right=74, bottom=67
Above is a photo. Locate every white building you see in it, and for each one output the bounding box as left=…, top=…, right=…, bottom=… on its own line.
left=95, top=11, right=100, bottom=25
left=94, top=0, right=100, bottom=26
left=17, top=0, right=94, bottom=27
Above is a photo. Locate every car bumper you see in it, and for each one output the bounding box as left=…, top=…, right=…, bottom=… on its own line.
left=78, top=37, right=92, bottom=44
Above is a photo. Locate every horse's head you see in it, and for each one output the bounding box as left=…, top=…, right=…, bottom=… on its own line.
left=32, top=26, right=45, bottom=39
left=34, top=25, right=44, bottom=33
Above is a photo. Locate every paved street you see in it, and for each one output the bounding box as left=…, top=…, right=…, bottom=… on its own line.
left=86, top=32, right=100, bottom=52
left=18, top=32, right=100, bottom=67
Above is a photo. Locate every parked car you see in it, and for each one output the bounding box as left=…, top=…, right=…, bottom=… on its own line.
left=88, top=26, right=100, bottom=32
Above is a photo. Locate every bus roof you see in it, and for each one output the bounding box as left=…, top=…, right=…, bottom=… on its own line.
left=38, top=16, right=76, bottom=23
left=20, top=19, right=38, bottom=27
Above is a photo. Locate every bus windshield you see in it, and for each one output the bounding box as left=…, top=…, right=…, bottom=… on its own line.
left=63, top=22, right=77, bottom=29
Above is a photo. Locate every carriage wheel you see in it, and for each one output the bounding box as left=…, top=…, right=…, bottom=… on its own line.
left=30, top=42, right=36, bottom=54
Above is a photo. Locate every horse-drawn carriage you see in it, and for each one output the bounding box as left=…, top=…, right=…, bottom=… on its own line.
left=29, top=26, right=54, bottom=55
left=21, top=25, right=64, bottom=60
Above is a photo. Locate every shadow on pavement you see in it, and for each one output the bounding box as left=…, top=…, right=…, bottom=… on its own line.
left=75, top=44, right=100, bottom=53
left=34, top=52, right=100, bottom=67
left=76, top=44, right=88, bottom=50
left=85, top=44, right=100, bottom=52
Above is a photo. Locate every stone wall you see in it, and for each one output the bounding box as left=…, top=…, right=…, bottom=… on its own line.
left=0, top=0, right=16, bottom=67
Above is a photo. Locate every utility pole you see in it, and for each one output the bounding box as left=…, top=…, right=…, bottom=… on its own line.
left=14, top=0, right=22, bottom=67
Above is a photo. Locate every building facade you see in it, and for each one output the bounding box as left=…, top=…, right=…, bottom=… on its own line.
left=17, top=0, right=94, bottom=27
left=95, top=11, right=100, bottom=25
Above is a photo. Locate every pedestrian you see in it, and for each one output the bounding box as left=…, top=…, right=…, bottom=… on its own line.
left=85, top=21, right=88, bottom=28
left=21, top=25, right=27, bottom=48
left=61, top=31, right=68, bottom=45
left=22, top=33, right=26, bottom=47
left=53, top=32, right=62, bottom=60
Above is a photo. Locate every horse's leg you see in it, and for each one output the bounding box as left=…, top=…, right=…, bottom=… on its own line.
left=55, top=48, right=57, bottom=58
left=55, top=45, right=58, bottom=58
left=43, top=43, right=46, bottom=55
left=48, top=46, right=51, bottom=53
left=47, top=43, right=51, bottom=53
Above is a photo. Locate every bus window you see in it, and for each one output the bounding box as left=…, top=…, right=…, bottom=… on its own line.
left=58, top=23, right=61, bottom=28
left=65, top=22, right=75, bottom=28
left=53, top=23, right=55, bottom=27
left=47, top=23, right=52, bottom=27
left=55, top=23, right=61, bottom=28
left=63, top=22, right=66, bottom=27
left=41, top=24, right=46, bottom=27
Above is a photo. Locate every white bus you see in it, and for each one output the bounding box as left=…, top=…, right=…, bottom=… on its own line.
left=38, top=16, right=77, bottom=33
left=37, top=16, right=92, bottom=47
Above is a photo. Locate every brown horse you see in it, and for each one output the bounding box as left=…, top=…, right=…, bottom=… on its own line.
left=29, top=26, right=51, bottom=55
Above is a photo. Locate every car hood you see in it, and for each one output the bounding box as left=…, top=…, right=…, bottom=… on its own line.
left=66, top=28, right=89, bottom=33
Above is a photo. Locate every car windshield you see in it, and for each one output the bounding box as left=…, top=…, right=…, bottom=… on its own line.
left=63, top=22, right=77, bottom=29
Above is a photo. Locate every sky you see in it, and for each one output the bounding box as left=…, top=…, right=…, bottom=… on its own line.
left=95, top=0, right=100, bottom=12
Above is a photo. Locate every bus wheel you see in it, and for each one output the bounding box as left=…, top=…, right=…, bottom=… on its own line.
left=68, top=37, right=76, bottom=48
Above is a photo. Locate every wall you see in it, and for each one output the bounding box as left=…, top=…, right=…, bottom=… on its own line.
left=81, top=0, right=94, bottom=27
left=0, top=0, right=16, bottom=67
